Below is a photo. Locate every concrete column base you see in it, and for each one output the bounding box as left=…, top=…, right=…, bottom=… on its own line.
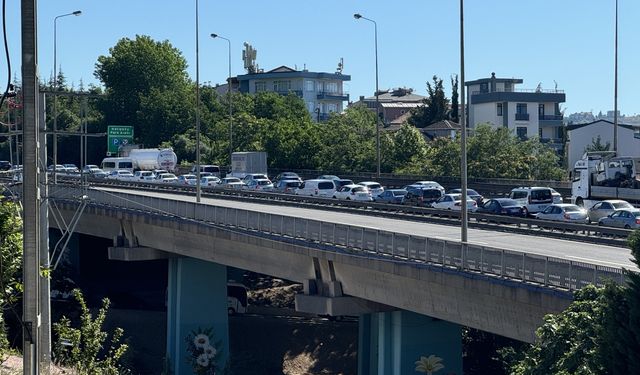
left=358, top=311, right=462, bottom=375
left=166, top=258, right=228, bottom=375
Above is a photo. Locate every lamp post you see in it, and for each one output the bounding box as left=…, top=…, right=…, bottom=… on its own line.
left=195, top=0, right=201, bottom=202
left=460, top=0, right=468, bottom=244
left=210, top=33, right=233, bottom=165
left=613, top=0, right=618, bottom=153
left=53, top=10, right=81, bottom=183
left=354, top=13, right=381, bottom=178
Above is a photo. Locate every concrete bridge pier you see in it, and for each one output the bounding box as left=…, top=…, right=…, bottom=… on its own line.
left=166, top=257, right=229, bottom=375
left=358, top=311, right=462, bottom=375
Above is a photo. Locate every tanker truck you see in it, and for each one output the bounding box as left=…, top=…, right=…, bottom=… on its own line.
left=127, top=148, right=178, bottom=172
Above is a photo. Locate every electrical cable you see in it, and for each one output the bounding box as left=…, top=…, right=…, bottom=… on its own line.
left=0, top=0, right=12, bottom=111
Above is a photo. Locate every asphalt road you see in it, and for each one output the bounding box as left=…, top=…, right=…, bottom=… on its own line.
left=98, top=187, right=637, bottom=270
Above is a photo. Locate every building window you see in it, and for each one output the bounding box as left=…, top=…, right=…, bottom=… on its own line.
left=480, top=82, right=488, bottom=93
left=325, top=82, right=338, bottom=93
left=496, top=103, right=503, bottom=116
left=273, top=80, right=291, bottom=92
left=305, top=80, right=315, bottom=92
left=255, top=81, right=266, bottom=92
left=307, top=102, right=315, bottom=113
left=538, top=104, right=545, bottom=116
left=327, top=103, right=337, bottom=113
left=516, top=103, right=527, bottom=114
left=516, top=127, right=528, bottom=140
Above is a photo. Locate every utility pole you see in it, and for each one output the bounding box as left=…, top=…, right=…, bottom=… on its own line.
left=21, top=0, right=42, bottom=373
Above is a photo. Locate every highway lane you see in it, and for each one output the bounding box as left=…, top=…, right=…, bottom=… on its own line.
left=95, top=186, right=637, bottom=270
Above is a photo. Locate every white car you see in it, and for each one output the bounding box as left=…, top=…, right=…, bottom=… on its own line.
left=133, top=170, right=156, bottom=181
left=220, top=177, right=244, bottom=189
left=156, top=173, right=178, bottom=183
left=107, top=169, right=135, bottom=181
left=244, top=179, right=274, bottom=191
left=411, top=180, right=445, bottom=193
left=333, top=184, right=373, bottom=201
left=63, top=164, right=80, bottom=173
left=199, top=176, right=221, bottom=186
left=87, top=168, right=108, bottom=179
left=357, top=181, right=384, bottom=197
left=431, top=193, right=478, bottom=211
left=177, top=174, right=198, bottom=185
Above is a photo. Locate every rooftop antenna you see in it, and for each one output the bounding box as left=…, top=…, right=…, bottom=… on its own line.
left=242, top=42, right=257, bottom=74
left=336, top=58, right=344, bottom=74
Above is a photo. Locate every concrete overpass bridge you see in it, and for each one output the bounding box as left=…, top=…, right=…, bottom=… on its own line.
left=48, top=185, right=632, bottom=375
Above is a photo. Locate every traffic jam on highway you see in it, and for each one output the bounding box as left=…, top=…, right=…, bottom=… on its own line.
left=2, top=149, right=639, bottom=230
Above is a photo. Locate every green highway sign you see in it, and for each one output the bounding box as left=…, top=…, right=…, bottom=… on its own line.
left=107, top=125, right=134, bottom=155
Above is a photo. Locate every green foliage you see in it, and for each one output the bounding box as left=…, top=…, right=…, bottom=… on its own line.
left=409, top=75, right=450, bottom=128
left=584, top=135, right=611, bottom=153
left=450, top=75, right=459, bottom=123
left=53, top=289, right=130, bottom=374
left=0, top=202, right=22, bottom=358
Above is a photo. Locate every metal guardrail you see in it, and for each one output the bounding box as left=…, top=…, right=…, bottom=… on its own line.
left=50, top=185, right=626, bottom=292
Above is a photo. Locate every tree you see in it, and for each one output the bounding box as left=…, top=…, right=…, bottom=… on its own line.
left=584, top=135, right=611, bottom=153
left=94, top=35, right=192, bottom=148
left=450, top=75, right=459, bottom=123
left=409, top=76, right=450, bottom=128
left=0, top=201, right=22, bottom=356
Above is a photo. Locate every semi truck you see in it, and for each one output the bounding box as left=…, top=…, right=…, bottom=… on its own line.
left=229, top=151, right=267, bottom=179
left=571, top=151, right=640, bottom=207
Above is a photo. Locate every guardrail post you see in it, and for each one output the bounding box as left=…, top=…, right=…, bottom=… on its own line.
left=333, top=223, right=336, bottom=245
left=568, top=262, right=573, bottom=290
left=361, top=228, right=365, bottom=251
left=522, top=253, right=526, bottom=281
left=293, top=217, right=297, bottom=237
left=424, top=238, right=429, bottom=264
left=500, top=250, right=505, bottom=277
left=391, top=234, right=395, bottom=258
left=593, top=266, right=598, bottom=285
left=376, top=230, right=380, bottom=254
left=441, top=241, right=445, bottom=265
left=319, top=220, right=323, bottom=242
left=346, top=225, right=350, bottom=247
left=544, top=257, right=548, bottom=286
left=480, top=246, right=484, bottom=273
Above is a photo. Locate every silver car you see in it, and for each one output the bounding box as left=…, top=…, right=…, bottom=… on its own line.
left=598, top=209, right=640, bottom=229
left=535, top=204, right=588, bottom=223
left=587, top=200, right=634, bottom=223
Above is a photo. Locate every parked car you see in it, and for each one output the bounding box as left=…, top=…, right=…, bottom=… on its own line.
left=47, top=164, right=66, bottom=172
left=107, top=169, right=135, bottom=181
left=244, top=179, right=274, bottom=191
left=220, top=177, right=244, bottom=189
left=82, top=164, right=100, bottom=172
left=133, top=170, right=156, bottom=181
left=587, top=200, right=635, bottom=223
left=155, top=173, right=178, bottom=183
left=295, top=179, right=336, bottom=197
left=274, top=179, right=302, bottom=194
left=374, top=189, right=407, bottom=204
left=431, top=193, right=478, bottom=211
left=535, top=203, right=588, bottom=223
left=509, top=187, right=554, bottom=215
left=403, top=188, right=443, bottom=207
left=199, top=176, right=221, bottom=187
left=332, top=184, right=373, bottom=201
left=477, top=198, right=526, bottom=217
left=598, top=209, right=640, bottom=229
left=357, top=181, right=384, bottom=197
left=317, top=174, right=340, bottom=181
left=177, top=174, right=197, bottom=185
left=447, top=188, right=484, bottom=204
left=87, top=168, right=109, bottom=179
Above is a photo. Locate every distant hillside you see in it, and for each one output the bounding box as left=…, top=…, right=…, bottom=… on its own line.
left=566, top=111, right=640, bottom=125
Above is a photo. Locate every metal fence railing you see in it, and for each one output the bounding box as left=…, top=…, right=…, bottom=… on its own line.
left=50, top=186, right=627, bottom=292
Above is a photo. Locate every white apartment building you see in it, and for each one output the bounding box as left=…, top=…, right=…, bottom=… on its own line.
left=465, top=73, right=566, bottom=152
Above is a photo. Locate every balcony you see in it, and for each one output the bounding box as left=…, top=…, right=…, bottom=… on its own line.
left=540, top=138, right=564, bottom=152
left=470, top=88, right=566, bottom=105
left=515, top=113, right=529, bottom=121
left=539, top=114, right=564, bottom=126
left=317, top=91, right=349, bottom=101
left=274, top=89, right=303, bottom=97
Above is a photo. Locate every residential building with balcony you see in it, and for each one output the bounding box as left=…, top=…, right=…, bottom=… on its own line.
left=235, top=65, right=350, bottom=122
left=350, top=87, right=425, bottom=126
left=465, top=73, right=566, bottom=152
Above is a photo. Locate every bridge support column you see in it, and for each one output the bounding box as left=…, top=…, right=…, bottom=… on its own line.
left=358, top=311, right=462, bottom=375
left=166, top=257, right=228, bottom=375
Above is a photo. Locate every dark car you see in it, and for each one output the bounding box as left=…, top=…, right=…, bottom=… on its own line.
left=374, top=189, right=407, bottom=204
left=333, top=179, right=354, bottom=189
left=273, top=172, right=302, bottom=184
left=403, top=188, right=442, bottom=207
left=448, top=188, right=483, bottom=204
left=0, top=161, right=11, bottom=171
left=274, top=179, right=302, bottom=194
left=477, top=198, right=526, bottom=217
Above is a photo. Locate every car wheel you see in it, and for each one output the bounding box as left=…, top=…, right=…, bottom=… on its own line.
left=598, top=221, right=603, bottom=226
left=228, top=307, right=236, bottom=315
left=587, top=217, right=592, bottom=224
left=625, top=224, right=631, bottom=229
left=522, top=207, right=529, bottom=217
left=346, top=197, right=351, bottom=201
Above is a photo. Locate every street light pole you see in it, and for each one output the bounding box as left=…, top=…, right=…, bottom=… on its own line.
left=195, top=0, right=201, bottom=202
left=460, top=0, right=468, bottom=244
left=53, top=10, right=81, bottom=184
left=613, top=0, right=618, bottom=153
left=354, top=13, right=381, bottom=178
left=211, top=33, right=233, bottom=165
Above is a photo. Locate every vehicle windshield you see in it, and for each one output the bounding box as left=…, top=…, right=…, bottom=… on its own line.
left=353, top=186, right=366, bottom=192
left=393, top=190, right=407, bottom=196
left=225, top=178, right=241, bottom=183
left=253, top=174, right=268, bottom=180
left=285, top=181, right=301, bottom=187
left=633, top=211, right=640, bottom=218
left=499, top=199, right=520, bottom=207
left=564, top=205, right=582, bottom=212
left=367, top=184, right=381, bottom=189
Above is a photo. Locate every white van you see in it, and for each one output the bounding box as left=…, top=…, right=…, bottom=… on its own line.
left=227, top=283, right=248, bottom=315
left=295, top=179, right=336, bottom=197
left=101, top=157, right=134, bottom=173
left=509, top=187, right=554, bottom=215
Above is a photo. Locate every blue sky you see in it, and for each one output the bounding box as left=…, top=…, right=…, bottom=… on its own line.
left=4, top=1, right=639, bottom=115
